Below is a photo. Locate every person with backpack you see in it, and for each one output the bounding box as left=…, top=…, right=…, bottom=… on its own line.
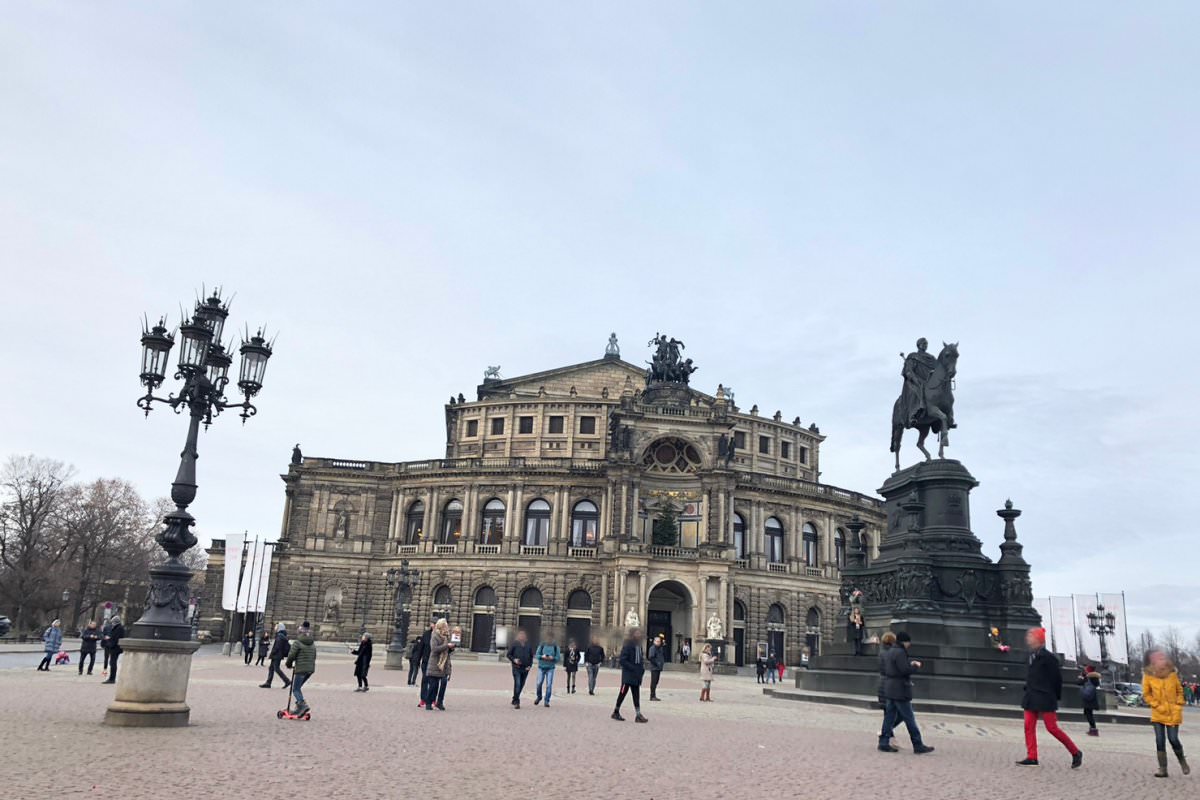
left=284, top=621, right=317, bottom=716
left=37, top=619, right=63, bottom=671
left=1079, top=666, right=1102, bottom=736
left=533, top=631, right=561, bottom=707
left=260, top=623, right=291, bottom=689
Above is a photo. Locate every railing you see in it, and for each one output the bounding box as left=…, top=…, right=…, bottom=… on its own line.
left=303, top=456, right=607, bottom=476
left=648, top=545, right=699, bottom=560
left=805, top=566, right=823, bottom=578
left=737, top=473, right=882, bottom=509
left=767, top=562, right=788, bottom=574
left=733, top=558, right=749, bottom=569
left=433, top=544, right=458, bottom=555
left=475, top=544, right=500, bottom=555
left=520, top=545, right=547, bottom=556
left=397, top=544, right=418, bottom=555
left=568, top=547, right=597, bottom=559
left=329, top=460, right=369, bottom=470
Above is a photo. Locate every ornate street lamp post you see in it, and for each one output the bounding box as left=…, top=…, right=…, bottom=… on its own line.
left=384, top=561, right=421, bottom=669
left=1086, top=602, right=1117, bottom=672
left=105, top=289, right=272, bottom=728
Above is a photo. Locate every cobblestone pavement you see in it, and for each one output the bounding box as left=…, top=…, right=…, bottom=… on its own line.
left=1, top=647, right=1192, bottom=799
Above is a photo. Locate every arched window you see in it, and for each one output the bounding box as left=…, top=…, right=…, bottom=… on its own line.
left=432, top=585, right=453, bottom=607
left=519, top=587, right=543, bottom=610
left=861, top=532, right=872, bottom=567
left=806, top=607, right=821, bottom=629
left=480, top=498, right=505, bottom=544
left=567, top=590, right=592, bottom=610
left=440, top=499, right=463, bottom=543
left=732, top=512, right=747, bottom=559
left=642, top=437, right=704, bottom=473
left=524, top=499, right=551, bottom=547
left=404, top=500, right=425, bottom=544
left=802, top=522, right=819, bottom=566
left=474, top=585, right=497, bottom=607
left=834, top=528, right=846, bottom=570
left=733, top=600, right=747, bottom=622
left=765, top=516, right=784, bottom=563
left=767, top=603, right=785, bottom=625
left=571, top=500, right=599, bottom=547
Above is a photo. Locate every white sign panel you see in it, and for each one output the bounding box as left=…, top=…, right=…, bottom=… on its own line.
left=1100, top=593, right=1130, bottom=665
left=237, top=539, right=272, bottom=614
left=1049, top=596, right=1077, bottom=663
left=1074, top=594, right=1101, bottom=662
left=221, top=536, right=245, bottom=611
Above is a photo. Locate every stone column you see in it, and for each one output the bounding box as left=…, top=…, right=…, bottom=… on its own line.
left=630, top=482, right=640, bottom=543
left=619, top=483, right=628, bottom=539
left=638, top=572, right=648, bottom=630
left=698, top=576, right=709, bottom=641
left=600, top=571, right=609, bottom=628
left=617, top=569, right=627, bottom=624
left=423, top=487, right=438, bottom=552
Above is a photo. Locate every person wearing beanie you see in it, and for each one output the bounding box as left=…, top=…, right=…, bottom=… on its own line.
left=285, top=621, right=317, bottom=715
left=1017, top=627, right=1082, bottom=768
left=1143, top=648, right=1189, bottom=778
left=1078, top=665, right=1102, bottom=736
left=100, top=616, right=124, bottom=684
left=260, top=622, right=291, bottom=689
left=878, top=631, right=934, bottom=754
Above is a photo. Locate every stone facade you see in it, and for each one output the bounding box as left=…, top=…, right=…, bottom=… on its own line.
left=204, top=346, right=885, bottom=666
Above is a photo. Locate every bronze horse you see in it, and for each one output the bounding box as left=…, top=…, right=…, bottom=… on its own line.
left=890, top=342, right=958, bottom=470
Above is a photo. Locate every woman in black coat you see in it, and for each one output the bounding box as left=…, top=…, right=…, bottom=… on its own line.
left=612, top=629, right=648, bottom=723
left=351, top=632, right=373, bottom=692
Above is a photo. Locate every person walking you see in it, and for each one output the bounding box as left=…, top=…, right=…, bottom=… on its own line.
left=877, top=632, right=898, bottom=751
left=422, top=619, right=453, bottom=711
left=848, top=607, right=866, bottom=657
left=533, top=632, right=561, bottom=707
left=37, top=619, right=63, bottom=671
left=100, top=618, right=114, bottom=676
left=1017, top=627, right=1082, bottom=768
left=766, top=651, right=778, bottom=684
left=1143, top=648, right=1189, bottom=778
left=417, top=622, right=435, bottom=707
left=647, top=634, right=666, bottom=701
left=242, top=629, right=255, bottom=666
left=260, top=623, right=291, bottom=689
left=584, top=639, right=605, bottom=695
left=284, top=621, right=317, bottom=716
left=699, top=643, right=715, bottom=702
left=256, top=630, right=270, bottom=666
left=755, top=654, right=766, bottom=684
left=77, top=620, right=100, bottom=676
left=564, top=639, right=581, bottom=695
left=101, top=616, right=124, bottom=684
left=878, top=631, right=935, bottom=754
left=351, top=632, right=373, bottom=692
left=506, top=629, right=534, bottom=708
left=777, top=656, right=786, bottom=682
left=406, top=636, right=424, bottom=687
left=612, top=628, right=648, bottom=723
left=1078, top=666, right=1102, bottom=737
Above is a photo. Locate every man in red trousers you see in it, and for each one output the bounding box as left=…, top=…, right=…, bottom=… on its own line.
left=1017, top=627, right=1083, bottom=768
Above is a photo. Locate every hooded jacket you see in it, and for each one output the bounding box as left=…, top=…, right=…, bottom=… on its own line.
left=1022, top=648, right=1062, bottom=712
left=42, top=626, right=63, bottom=654
left=286, top=633, right=317, bottom=674
left=269, top=629, right=290, bottom=660
left=1143, top=663, right=1185, bottom=727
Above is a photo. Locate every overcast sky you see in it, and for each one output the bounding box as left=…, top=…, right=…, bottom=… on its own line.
left=2, top=4, right=1197, bottom=639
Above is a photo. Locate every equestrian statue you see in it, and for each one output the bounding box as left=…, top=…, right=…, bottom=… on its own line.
left=890, top=338, right=958, bottom=471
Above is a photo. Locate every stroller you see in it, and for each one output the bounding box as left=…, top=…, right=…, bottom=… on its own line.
left=54, top=651, right=71, bottom=665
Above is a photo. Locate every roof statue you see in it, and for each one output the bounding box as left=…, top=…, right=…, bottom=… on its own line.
left=605, top=332, right=620, bottom=358
left=889, top=338, right=958, bottom=470
left=645, top=332, right=696, bottom=385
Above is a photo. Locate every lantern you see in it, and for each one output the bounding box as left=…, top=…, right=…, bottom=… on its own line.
left=139, top=317, right=175, bottom=388
left=238, top=329, right=273, bottom=397
left=176, top=314, right=213, bottom=374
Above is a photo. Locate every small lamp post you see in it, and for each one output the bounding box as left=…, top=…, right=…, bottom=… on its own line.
left=384, top=561, right=421, bottom=669
left=106, top=289, right=273, bottom=728
left=60, top=590, right=70, bottom=628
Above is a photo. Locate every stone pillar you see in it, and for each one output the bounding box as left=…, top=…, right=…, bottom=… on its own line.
left=104, top=638, right=203, bottom=727
left=698, top=576, right=708, bottom=641
left=619, top=483, right=628, bottom=539
left=638, top=572, right=648, bottom=630
left=424, top=487, right=438, bottom=552
left=699, top=489, right=710, bottom=545
left=600, top=570, right=608, bottom=628
left=617, top=569, right=627, bottom=624
left=630, top=482, right=640, bottom=543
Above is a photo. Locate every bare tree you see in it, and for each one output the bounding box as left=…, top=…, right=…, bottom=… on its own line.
left=0, top=455, right=75, bottom=632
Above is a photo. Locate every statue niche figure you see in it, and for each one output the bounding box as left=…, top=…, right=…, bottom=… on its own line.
left=706, top=612, right=724, bottom=641
left=624, top=608, right=641, bottom=629
left=890, top=338, right=958, bottom=470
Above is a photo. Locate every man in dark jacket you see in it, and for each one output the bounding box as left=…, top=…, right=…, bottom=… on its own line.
left=407, top=636, right=424, bottom=686
left=416, top=622, right=434, bottom=707
left=612, top=628, right=648, bottom=723
left=100, top=619, right=114, bottom=673
left=260, top=623, right=291, bottom=688
left=647, top=634, right=666, bottom=701
left=584, top=641, right=606, bottom=695
left=101, top=616, right=125, bottom=684
left=78, top=620, right=100, bottom=676
left=878, top=631, right=934, bottom=753
left=506, top=629, right=535, bottom=708
left=1018, top=627, right=1082, bottom=768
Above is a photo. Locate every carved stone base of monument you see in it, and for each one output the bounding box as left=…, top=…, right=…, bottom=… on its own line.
left=797, top=460, right=1070, bottom=710
left=104, top=638, right=202, bottom=727
left=384, top=648, right=407, bottom=670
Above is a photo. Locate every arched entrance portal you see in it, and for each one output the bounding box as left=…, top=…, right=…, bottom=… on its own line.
left=647, top=580, right=693, bottom=657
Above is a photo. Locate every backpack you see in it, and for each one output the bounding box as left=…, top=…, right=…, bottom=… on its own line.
left=1081, top=679, right=1097, bottom=703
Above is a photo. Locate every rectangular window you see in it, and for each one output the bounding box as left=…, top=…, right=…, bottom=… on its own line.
left=781, top=441, right=791, bottom=460
left=759, top=436, right=770, bottom=455
left=733, top=431, right=746, bottom=449
left=490, top=418, right=505, bottom=435
left=799, top=446, right=809, bottom=465
left=579, top=416, right=596, bottom=434
left=548, top=416, right=565, bottom=434
left=518, top=416, right=534, bottom=434
left=465, top=420, right=478, bottom=437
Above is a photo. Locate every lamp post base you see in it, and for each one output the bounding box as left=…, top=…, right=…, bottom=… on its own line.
left=384, top=648, right=407, bottom=670
left=103, top=637, right=202, bottom=728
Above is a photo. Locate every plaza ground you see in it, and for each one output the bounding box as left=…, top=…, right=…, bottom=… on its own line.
left=0, top=645, right=1191, bottom=800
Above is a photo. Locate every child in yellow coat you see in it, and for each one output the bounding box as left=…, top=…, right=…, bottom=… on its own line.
left=1143, top=649, right=1189, bottom=778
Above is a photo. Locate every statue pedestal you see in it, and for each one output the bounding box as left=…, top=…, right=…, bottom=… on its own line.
left=384, top=648, right=407, bottom=670
left=104, top=638, right=202, bottom=727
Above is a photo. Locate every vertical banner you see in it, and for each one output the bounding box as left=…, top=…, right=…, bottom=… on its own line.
left=1074, top=594, right=1100, bottom=662
left=252, top=543, right=273, bottom=613
left=237, top=539, right=265, bottom=613
left=1032, top=597, right=1052, bottom=633
left=1100, top=593, right=1129, bottom=665
left=1049, top=596, right=1078, bottom=663
left=221, top=536, right=246, bottom=611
